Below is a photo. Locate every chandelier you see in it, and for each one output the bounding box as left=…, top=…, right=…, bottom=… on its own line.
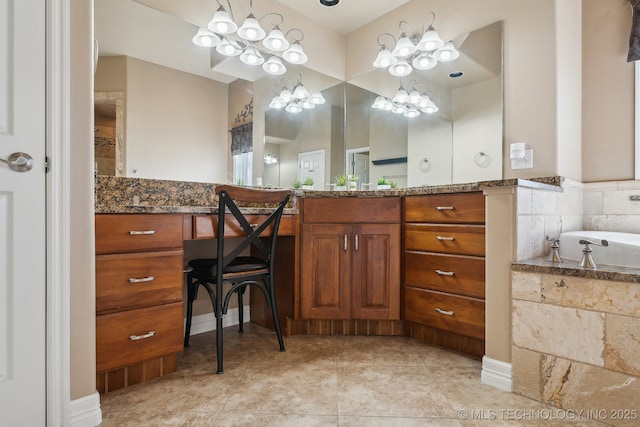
left=264, top=153, right=279, bottom=164
left=268, top=74, right=326, bottom=114
left=371, top=80, right=438, bottom=118
left=192, top=0, right=307, bottom=76
left=373, top=12, right=459, bottom=77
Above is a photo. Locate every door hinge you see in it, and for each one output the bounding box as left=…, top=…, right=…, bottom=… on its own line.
left=45, top=156, right=50, bottom=173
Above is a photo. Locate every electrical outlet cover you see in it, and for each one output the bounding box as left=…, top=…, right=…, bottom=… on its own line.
left=511, top=148, right=533, bottom=169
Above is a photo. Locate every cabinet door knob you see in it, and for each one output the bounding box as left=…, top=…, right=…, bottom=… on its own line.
left=435, top=308, right=454, bottom=316
left=435, top=269, right=455, bottom=276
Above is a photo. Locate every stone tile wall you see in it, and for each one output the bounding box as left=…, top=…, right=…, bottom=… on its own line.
left=516, top=178, right=584, bottom=260
left=583, top=180, right=640, bottom=233
left=511, top=271, right=640, bottom=425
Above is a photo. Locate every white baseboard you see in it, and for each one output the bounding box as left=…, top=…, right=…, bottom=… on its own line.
left=481, top=356, right=512, bottom=392
left=186, top=305, right=250, bottom=336
left=69, top=392, right=102, bottom=427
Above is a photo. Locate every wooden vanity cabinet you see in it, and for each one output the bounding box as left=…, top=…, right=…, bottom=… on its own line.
left=403, top=192, right=486, bottom=358
left=95, top=214, right=184, bottom=393
left=301, top=198, right=401, bottom=321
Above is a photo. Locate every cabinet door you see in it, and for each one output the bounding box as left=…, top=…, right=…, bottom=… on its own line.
left=351, top=224, right=401, bottom=320
left=301, top=224, right=351, bottom=319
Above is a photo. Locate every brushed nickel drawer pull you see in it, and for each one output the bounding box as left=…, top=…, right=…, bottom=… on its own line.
left=250, top=224, right=258, bottom=228
left=436, top=236, right=455, bottom=241
left=128, top=331, right=156, bottom=341
left=128, top=276, right=155, bottom=283
left=436, top=206, right=455, bottom=211
left=435, top=308, right=454, bottom=316
left=354, top=234, right=359, bottom=251
left=129, top=230, right=156, bottom=235
left=344, top=234, right=348, bottom=251
left=435, top=269, right=455, bottom=276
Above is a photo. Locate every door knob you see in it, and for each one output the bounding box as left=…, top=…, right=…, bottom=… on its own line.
left=0, top=152, right=34, bottom=172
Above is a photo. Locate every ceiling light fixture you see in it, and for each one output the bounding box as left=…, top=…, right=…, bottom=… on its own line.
left=319, top=0, right=340, bottom=6
left=373, top=12, right=459, bottom=77
left=371, top=79, right=438, bottom=118
left=269, top=74, right=326, bottom=114
left=192, top=0, right=308, bottom=76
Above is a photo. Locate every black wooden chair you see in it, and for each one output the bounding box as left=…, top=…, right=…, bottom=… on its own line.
left=183, top=184, right=291, bottom=374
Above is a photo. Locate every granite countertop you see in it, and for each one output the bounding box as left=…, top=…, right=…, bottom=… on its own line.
left=512, top=257, right=640, bottom=284
left=94, top=175, right=562, bottom=214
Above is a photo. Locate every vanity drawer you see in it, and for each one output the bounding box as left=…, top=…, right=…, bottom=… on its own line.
left=404, top=287, right=485, bottom=340
left=96, top=214, right=183, bottom=254
left=405, top=193, right=485, bottom=224
left=303, top=197, right=401, bottom=224
left=405, top=224, right=485, bottom=256
left=192, top=214, right=295, bottom=239
left=405, top=252, right=485, bottom=298
left=95, top=250, right=184, bottom=314
left=96, top=302, right=183, bottom=372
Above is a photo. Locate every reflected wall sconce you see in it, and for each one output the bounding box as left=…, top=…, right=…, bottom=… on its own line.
left=269, top=74, right=325, bottom=114
left=371, top=79, right=438, bottom=118
left=192, top=0, right=308, bottom=75
left=373, top=12, right=459, bottom=77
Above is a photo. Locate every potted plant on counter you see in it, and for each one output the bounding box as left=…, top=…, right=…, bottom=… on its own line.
left=292, top=180, right=301, bottom=189
left=377, top=177, right=391, bottom=190
left=301, top=177, right=314, bottom=190
left=334, top=175, right=347, bottom=191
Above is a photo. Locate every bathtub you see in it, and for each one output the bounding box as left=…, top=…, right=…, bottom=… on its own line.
left=559, top=231, right=640, bottom=268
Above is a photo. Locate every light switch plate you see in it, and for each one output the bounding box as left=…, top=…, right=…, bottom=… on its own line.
left=511, top=148, right=533, bottom=169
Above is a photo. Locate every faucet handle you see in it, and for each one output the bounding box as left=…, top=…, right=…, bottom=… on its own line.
left=578, top=239, right=609, bottom=248
left=578, top=239, right=608, bottom=268
left=545, top=235, right=561, bottom=263
left=545, top=235, right=560, bottom=247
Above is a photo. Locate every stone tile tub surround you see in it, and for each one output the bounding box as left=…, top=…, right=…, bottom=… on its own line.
left=583, top=179, right=640, bottom=234
left=511, top=270, right=640, bottom=425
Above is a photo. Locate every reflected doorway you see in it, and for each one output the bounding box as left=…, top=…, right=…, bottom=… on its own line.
left=346, top=147, right=370, bottom=189
left=298, top=149, right=325, bottom=190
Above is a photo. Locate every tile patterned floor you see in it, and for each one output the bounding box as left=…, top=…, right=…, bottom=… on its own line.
left=99, top=324, right=605, bottom=426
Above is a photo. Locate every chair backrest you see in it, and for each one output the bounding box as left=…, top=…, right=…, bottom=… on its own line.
left=214, top=185, right=291, bottom=274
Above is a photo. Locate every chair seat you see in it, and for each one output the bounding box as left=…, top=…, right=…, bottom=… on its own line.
left=189, top=256, right=268, bottom=275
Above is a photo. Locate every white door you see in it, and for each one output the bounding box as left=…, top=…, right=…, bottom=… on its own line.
left=298, top=150, right=325, bottom=190
left=0, top=0, right=47, bottom=424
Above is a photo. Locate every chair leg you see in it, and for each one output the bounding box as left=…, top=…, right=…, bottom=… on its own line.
left=215, top=281, right=224, bottom=374
left=184, top=277, right=196, bottom=347
left=267, top=278, right=285, bottom=352
left=237, top=285, right=246, bottom=332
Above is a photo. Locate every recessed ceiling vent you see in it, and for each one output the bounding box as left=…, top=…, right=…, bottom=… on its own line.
left=319, top=0, right=340, bottom=6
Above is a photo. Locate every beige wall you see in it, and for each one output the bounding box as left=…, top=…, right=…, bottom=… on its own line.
left=126, top=58, right=228, bottom=183
left=70, top=0, right=96, bottom=400
left=95, top=56, right=229, bottom=183
left=582, top=0, right=635, bottom=182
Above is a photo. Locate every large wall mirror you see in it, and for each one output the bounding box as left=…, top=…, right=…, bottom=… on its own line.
left=95, top=0, right=503, bottom=188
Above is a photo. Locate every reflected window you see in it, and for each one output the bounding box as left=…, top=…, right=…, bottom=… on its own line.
left=233, top=152, right=253, bottom=186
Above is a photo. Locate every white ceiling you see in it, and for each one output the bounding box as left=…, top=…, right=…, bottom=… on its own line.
left=276, top=0, right=410, bottom=35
